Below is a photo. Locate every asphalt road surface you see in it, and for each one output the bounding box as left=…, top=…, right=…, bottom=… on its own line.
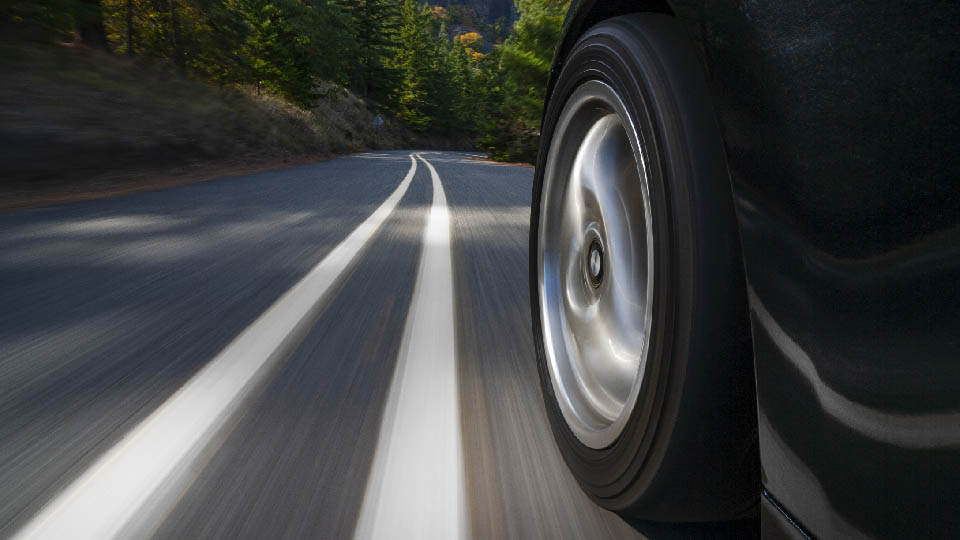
left=0, top=151, right=755, bottom=539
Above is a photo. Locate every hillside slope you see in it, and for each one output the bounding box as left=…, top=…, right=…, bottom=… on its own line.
left=0, top=40, right=469, bottom=193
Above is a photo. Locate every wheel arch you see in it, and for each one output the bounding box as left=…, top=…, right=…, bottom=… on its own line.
left=543, top=0, right=758, bottom=376
left=545, top=0, right=677, bottom=127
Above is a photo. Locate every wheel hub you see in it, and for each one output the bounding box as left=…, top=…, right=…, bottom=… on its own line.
left=537, top=80, right=655, bottom=449
left=586, top=239, right=603, bottom=288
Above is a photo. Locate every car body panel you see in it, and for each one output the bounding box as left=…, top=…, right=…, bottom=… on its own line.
left=545, top=1, right=960, bottom=538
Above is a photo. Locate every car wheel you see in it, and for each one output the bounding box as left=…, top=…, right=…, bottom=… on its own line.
left=530, top=13, right=758, bottom=521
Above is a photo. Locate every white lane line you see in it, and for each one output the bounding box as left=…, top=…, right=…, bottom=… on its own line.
left=354, top=154, right=465, bottom=540
left=14, top=154, right=420, bottom=540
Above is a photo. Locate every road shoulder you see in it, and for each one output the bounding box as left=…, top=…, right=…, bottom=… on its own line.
left=0, top=154, right=350, bottom=213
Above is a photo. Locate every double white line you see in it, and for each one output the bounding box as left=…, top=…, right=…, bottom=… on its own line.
left=14, top=153, right=465, bottom=540
left=354, top=155, right=465, bottom=540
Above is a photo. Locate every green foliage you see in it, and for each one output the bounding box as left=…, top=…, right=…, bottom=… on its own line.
left=477, top=0, right=568, bottom=162
left=392, top=0, right=433, bottom=129
left=4, top=0, right=101, bottom=41
left=6, top=0, right=569, bottom=160
left=234, top=0, right=351, bottom=106
left=340, top=0, right=401, bottom=104
left=387, top=0, right=481, bottom=134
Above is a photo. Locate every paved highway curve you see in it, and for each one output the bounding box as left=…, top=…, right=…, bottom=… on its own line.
left=1, top=151, right=762, bottom=539
left=0, top=152, right=647, bottom=539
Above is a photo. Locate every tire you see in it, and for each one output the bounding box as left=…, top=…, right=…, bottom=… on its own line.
left=530, top=13, right=759, bottom=521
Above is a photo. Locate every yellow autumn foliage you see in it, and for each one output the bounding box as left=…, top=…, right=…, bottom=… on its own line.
left=456, top=32, right=482, bottom=48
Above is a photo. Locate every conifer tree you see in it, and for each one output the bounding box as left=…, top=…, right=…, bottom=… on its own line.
left=341, top=0, right=401, bottom=104
left=393, top=0, right=434, bottom=130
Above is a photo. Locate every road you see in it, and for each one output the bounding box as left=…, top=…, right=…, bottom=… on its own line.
left=0, top=151, right=752, bottom=539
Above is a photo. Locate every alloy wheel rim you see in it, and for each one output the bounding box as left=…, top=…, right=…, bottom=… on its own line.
left=538, top=80, right=655, bottom=450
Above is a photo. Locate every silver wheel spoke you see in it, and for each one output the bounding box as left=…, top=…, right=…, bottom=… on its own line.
left=538, top=81, right=655, bottom=449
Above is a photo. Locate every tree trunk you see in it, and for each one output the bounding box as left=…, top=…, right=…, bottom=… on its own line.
left=77, top=0, right=109, bottom=50
left=125, top=0, right=134, bottom=56
left=170, top=0, right=185, bottom=72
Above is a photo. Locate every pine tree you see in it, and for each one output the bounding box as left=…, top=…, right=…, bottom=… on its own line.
left=392, top=0, right=433, bottom=130
left=76, top=0, right=110, bottom=49
left=449, top=37, right=477, bottom=132
left=340, top=0, right=401, bottom=105
left=235, top=0, right=351, bottom=106
left=478, top=0, right=568, bottom=160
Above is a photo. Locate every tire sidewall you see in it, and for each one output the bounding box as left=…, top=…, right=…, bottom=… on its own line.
left=530, top=14, right=753, bottom=517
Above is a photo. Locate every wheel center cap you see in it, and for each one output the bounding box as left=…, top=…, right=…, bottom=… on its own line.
left=587, top=240, right=603, bottom=287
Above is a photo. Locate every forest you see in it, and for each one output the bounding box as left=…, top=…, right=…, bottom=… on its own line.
left=3, top=0, right=570, bottom=163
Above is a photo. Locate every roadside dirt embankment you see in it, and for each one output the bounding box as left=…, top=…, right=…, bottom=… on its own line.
left=0, top=39, right=473, bottom=210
